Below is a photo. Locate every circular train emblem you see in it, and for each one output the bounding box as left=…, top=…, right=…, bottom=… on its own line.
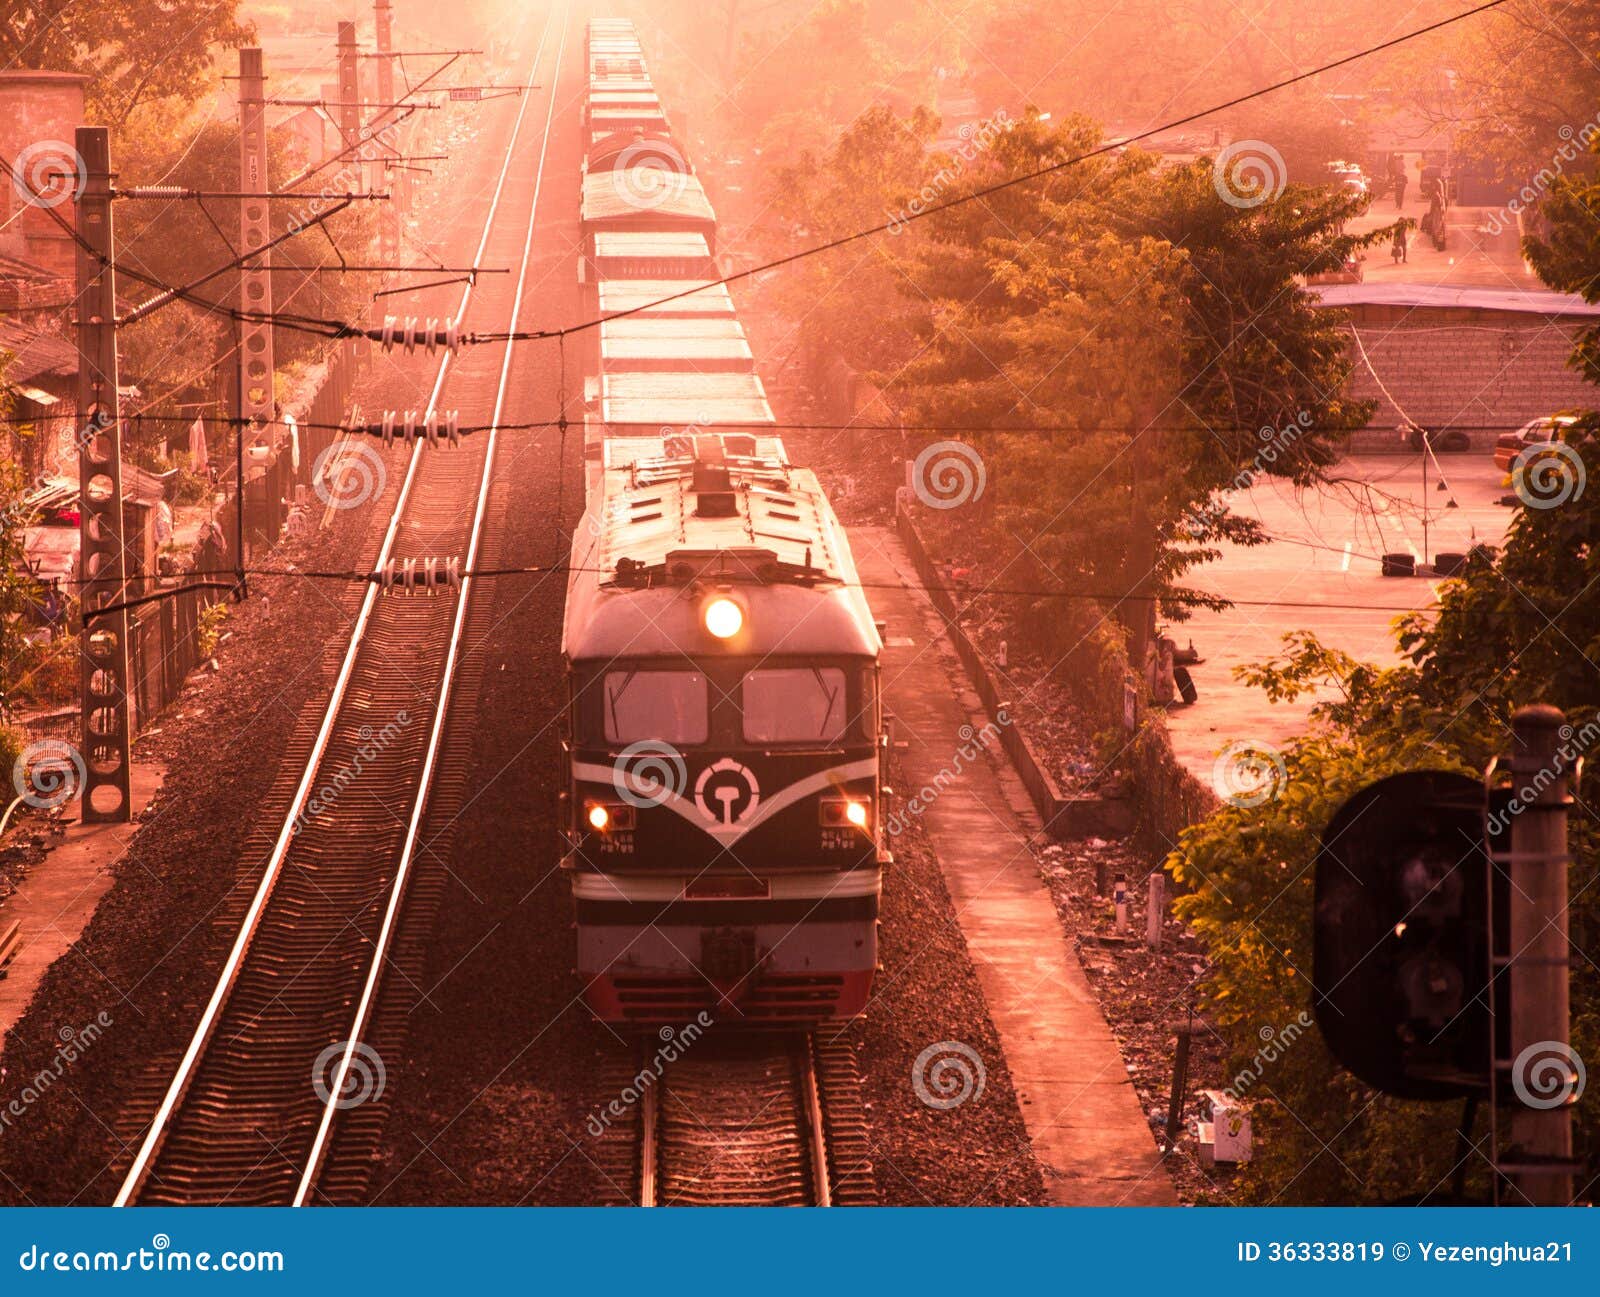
left=694, top=758, right=761, bottom=826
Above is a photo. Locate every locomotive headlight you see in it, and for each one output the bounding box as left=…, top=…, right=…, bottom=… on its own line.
left=587, top=804, right=610, bottom=831
left=821, top=797, right=872, bottom=832
left=704, top=595, right=743, bottom=639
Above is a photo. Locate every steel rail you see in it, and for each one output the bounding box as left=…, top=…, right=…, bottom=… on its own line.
left=113, top=3, right=562, bottom=1206
left=293, top=1, right=571, bottom=1204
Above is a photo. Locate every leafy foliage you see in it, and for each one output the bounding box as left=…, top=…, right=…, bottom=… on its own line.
left=0, top=0, right=252, bottom=126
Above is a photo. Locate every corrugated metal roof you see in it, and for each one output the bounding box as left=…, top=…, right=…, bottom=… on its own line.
left=598, top=280, right=736, bottom=317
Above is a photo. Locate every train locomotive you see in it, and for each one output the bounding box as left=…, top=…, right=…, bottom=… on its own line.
left=562, top=19, right=887, bottom=1026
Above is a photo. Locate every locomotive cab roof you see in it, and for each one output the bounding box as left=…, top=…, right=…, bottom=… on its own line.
left=563, top=433, right=881, bottom=662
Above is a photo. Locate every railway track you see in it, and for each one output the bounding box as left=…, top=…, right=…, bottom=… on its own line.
left=113, top=5, right=571, bottom=1207
left=614, top=1033, right=875, bottom=1207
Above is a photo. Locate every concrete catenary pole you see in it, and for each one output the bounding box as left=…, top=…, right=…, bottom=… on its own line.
left=1504, top=703, right=1574, bottom=1206
left=336, top=22, right=362, bottom=181
left=237, top=48, right=276, bottom=437
left=73, top=126, right=133, bottom=823
left=373, top=0, right=401, bottom=264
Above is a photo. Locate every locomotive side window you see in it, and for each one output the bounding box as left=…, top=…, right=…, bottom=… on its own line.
left=603, top=670, right=709, bottom=744
left=742, top=667, right=848, bottom=744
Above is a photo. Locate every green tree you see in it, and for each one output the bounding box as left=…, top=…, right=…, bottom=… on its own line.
left=887, top=111, right=1373, bottom=639
left=0, top=0, right=252, bottom=126
left=1167, top=158, right=1600, bottom=1200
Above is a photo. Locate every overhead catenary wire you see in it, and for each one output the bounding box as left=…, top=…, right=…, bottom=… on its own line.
left=76, top=562, right=1497, bottom=625
left=0, top=2, right=1517, bottom=349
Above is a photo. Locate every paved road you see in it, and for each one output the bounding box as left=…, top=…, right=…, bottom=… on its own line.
left=1164, top=451, right=1515, bottom=789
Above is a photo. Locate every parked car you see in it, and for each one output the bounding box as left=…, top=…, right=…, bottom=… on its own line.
left=1494, top=413, right=1581, bottom=472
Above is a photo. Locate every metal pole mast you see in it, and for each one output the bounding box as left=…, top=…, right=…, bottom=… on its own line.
left=73, top=126, right=133, bottom=823
left=1501, top=704, right=1575, bottom=1205
left=238, top=48, right=277, bottom=437
left=337, top=22, right=363, bottom=180
left=374, top=0, right=401, bottom=265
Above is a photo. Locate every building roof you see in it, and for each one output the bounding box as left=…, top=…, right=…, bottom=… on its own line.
left=1311, top=283, right=1600, bottom=317
left=0, top=318, right=76, bottom=385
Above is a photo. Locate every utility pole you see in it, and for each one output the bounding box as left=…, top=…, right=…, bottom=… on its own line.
left=1499, top=704, right=1575, bottom=1206
left=238, top=48, right=276, bottom=438
left=73, top=126, right=133, bottom=824
left=374, top=0, right=401, bottom=265
left=1126, top=408, right=1159, bottom=690
left=337, top=22, right=363, bottom=181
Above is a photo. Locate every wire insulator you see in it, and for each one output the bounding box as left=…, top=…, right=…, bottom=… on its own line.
left=377, top=556, right=461, bottom=593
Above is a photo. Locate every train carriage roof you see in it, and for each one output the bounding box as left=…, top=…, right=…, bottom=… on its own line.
left=598, top=279, right=736, bottom=318
left=597, top=371, right=774, bottom=427
left=599, top=318, right=754, bottom=373
left=581, top=171, right=715, bottom=228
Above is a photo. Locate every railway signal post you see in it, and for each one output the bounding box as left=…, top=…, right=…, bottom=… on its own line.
left=1494, top=704, right=1577, bottom=1206
left=73, top=125, right=134, bottom=823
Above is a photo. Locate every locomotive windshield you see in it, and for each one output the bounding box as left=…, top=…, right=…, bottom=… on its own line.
left=603, top=669, right=709, bottom=744
left=741, top=667, right=848, bottom=744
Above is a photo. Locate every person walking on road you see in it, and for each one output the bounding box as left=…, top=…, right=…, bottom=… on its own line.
left=1394, top=169, right=1408, bottom=210
left=1391, top=220, right=1408, bottom=264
